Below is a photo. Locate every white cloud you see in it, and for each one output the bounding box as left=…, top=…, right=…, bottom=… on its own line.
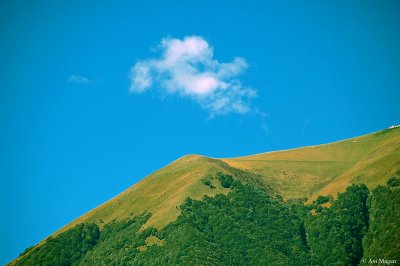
left=129, top=36, right=257, bottom=115
left=68, top=75, right=92, bottom=85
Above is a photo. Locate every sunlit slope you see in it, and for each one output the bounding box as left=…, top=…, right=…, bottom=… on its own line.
left=57, top=155, right=235, bottom=234
left=223, top=128, right=400, bottom=201
left=56, top=128, right=399, bottom=236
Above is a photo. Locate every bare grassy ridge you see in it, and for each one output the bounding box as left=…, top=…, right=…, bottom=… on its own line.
left=223, top=128, right=400, bottom=202
left=54, top=128, right=400, bottom=236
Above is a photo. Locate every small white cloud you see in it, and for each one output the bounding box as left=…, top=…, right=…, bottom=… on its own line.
left=68, top=75, right=92, bottom=85
left=129, top=36, right=257, bottom=115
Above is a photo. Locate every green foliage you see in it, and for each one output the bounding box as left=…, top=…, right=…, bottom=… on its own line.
left=131, top=181, right=311, bottom=265
left=361, top=183, right=400, bottom=263
left=78, top=214, right=153, bottom=265
left=217, top=173, right=234, bottom=188
left=305, top=184, right=369, bottom=266
left=387, top=177, right=400, bottom=188
left=19, top=246, right=34, bottom=257
left=314, top=195, right=332, bottom=205
left=201, top=178, right=215, bottom=188
left=16, top=223, right=99, bottom=266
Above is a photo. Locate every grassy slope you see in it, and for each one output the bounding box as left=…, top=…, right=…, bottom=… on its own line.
left=223, top=127, right=400, bottom=201
left=46, top=128, right=400, bottom=237
left=56, top=155, right=234, bottom=234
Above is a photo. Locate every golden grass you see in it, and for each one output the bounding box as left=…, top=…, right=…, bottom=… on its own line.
left=224, top=128, right=400, bottom=202
left=138, top=235, right=164, bottom=251
left=53, top=155, right=234, bottom=237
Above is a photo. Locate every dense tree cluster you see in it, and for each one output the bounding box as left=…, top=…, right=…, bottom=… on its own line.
left=217, top=173, right=234, bottom=188
left=16, top=223, right=99, bottom=266
left=361, top=178, right=400, bottom=262
left=78, top=214, right=152, bottom=265
left=314, top=195, right=333, bottom=205
left=132, top=180, right=310, bottom=265
left=305, top=184, right=369, bottom=265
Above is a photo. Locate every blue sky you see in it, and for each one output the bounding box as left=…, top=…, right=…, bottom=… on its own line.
left=1, top=0, right=400, bottom=263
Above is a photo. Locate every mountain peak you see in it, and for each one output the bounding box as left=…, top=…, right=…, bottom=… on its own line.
left=34, top=128, right=400, bottom=241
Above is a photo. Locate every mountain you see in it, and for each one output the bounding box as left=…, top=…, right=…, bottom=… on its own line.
left=10, top=128, right=400, bottom=265
left=57, top=127, right=400, bottom=232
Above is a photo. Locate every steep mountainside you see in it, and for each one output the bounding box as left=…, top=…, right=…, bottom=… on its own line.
left=59, top=128, right=400, bottom=234
left=10, top=127, right=400, bottom=265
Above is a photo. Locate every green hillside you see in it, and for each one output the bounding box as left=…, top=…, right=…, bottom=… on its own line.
left=61, top=127, right=400, bottom=232
left=10, top=127, right=400, bottom=265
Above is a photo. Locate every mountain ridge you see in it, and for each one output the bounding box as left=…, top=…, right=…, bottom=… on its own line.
left=54, top=127, right=400, bottom=235
left=11, top=127, right=400, bottom=264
